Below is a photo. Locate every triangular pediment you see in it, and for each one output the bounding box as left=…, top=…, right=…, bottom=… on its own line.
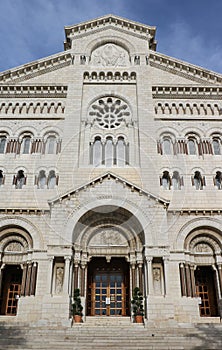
left=48, top=171, right=169, bottom=208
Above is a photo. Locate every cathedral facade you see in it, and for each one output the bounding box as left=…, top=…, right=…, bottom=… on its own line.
left=0, top=15, right=222, bottom=326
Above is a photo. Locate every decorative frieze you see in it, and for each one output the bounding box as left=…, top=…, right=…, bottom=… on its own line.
left=0, top=85, right=67, bottom=98
left=152, top=86, right=222, bottom=99
left=83, top=71, right=136, bottom=83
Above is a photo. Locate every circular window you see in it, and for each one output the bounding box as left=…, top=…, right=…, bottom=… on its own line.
left=89, top=97, right=130, bottom=129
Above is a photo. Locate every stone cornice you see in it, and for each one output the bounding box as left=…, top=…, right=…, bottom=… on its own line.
left=152, top=85, right=222, bottom=100
left=0, top=52, right=72, bottom=84
left=0, top=85, right=68, bottom=98
left=64, top=14, right=156, bottom=50
left=0, top=208, right=49, bottom=215
left=149, top=51, right=222, bottom=85
left=169, top=209, right=222, bottom=216
left=48, top=171, right=169, bottom=207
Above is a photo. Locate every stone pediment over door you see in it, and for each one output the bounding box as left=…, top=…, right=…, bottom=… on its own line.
left=48, top=171, right=169, bottom=211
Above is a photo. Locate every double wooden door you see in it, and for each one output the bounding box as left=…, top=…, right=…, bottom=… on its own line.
left=87, top=258, right=129, bottom=316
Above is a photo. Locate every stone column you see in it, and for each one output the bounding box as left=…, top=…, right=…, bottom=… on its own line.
left=147, top=258, right=153, bottom=295
left=190, top=265, right=196, bottom=297
left=80, top=263, right=86, bottom=297
left=163, top=258, right=169, bottom=295
left=47, top=257, right=54, bottom=295
left=138, top=263, right=143, bottom=292
left=73, top=262, right=79, bottom=290
left=63, top=256, right=71, bottom=295
left=0, top=264, right=5, bottom=297
left=217, top=264, right=222, bottom=297
left=185, top=264, right=191, bottom=297
left=179, top=263, right=186, bottom=296
left=130, top=263, right=136, bottom=293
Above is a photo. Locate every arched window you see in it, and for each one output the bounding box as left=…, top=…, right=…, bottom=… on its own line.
left=162, top=138, right=172, bottom=155
left=212, top=139, right=221, bottom=155
left=48, top=170, right=57, bottom=189
left=22, top=136, right=31, bottom=154
left=14, top=170, right=26, bottom=189
left=188, top=139, right=197, bottom=155
left=93, top=137, right=102, bottom=167
left=0, top=136, right=6, bottom=154
left=172, top=171, right=181, bottom=190
left=0, top=170, right=4, bottom=186
left=116, top=137, right=126, bottom=166
left=192, top=171, right=204, bottom=190
left=105, top=137, right=113, bottom=167
left=46, top=136, right=56, bottom=154
left=37, top=170, right=47, bottom=189
left=214, top=171, right=222, bottom=189
left=161, top=171, right=171, bottom=190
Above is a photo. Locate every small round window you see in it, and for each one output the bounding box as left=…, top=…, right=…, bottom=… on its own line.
left=88, top=97, right=130, bottom=129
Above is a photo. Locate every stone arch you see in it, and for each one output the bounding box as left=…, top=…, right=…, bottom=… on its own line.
left=0, top=217, right=44, bottom=250
left=85, top=35, right=136, bottom=58
left=175, top=217, right=222, bottom=251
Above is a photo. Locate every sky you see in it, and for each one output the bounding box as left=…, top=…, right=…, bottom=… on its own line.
left=0, top=0, right=222, bottom=73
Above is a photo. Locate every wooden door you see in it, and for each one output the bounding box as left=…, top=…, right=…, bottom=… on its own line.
left=87, top=258, right=129, bottom=316
left=195, top=266, right=218, bottom=317
left=5, top=283, right=21, bottom=315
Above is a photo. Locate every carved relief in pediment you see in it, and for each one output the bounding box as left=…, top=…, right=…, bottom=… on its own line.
left=91, top=44, right=129, bottom=67
left=89, top=229, right=128, bottom=247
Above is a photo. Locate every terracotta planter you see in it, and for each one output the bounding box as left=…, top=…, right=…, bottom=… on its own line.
left=74, top=315, right=82, bottom=323
left=135, top=315, right=143, bottom=323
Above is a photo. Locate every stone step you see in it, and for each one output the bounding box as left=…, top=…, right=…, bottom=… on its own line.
left=1, top=322, right=222, bottom=350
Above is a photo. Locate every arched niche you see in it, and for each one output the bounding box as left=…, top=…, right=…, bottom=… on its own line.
left=72, top=205, right=144, bottom=260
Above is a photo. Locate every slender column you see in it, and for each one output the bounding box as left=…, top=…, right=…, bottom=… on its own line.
left=163, top=258, right=169, bottom=295
left=80, top=264, right=86, bottom=297
left=185, top=264, right=191, bottom=297
left=30, top=262, right=38, bottom=296
left=131, top=263, right=136, bottom=293
left=147, top=258, right=153, bottom=295
left=73, top=262, right=79, bottom=290
left=138, top=263, right=143, bottom=292
left=190, top=265, right=196, bottom=297
left=179, top=263, right=186, bottom=296
left=63, top=256, right=71, bottom=295
left=213, top=265, right=221, bottom=299
left=25, top=263, right=32, bottom=296
left=47, top=257, right=54, bottom=294
left=0, top=264, right=5, bottom=297
left=217, top=264, right=222, bottom=297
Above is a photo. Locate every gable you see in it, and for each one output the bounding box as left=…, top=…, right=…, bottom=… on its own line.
left=48, top=172, right=169, bottom=208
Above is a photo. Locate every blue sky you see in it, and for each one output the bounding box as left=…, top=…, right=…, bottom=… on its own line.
left=0, top=0, right=222, bottom=73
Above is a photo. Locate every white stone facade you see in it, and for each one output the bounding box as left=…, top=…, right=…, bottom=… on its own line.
left=0, top=15, right=222, bottom=326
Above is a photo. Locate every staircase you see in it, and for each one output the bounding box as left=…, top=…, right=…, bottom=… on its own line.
left=0, top=318, right=222, bottom=350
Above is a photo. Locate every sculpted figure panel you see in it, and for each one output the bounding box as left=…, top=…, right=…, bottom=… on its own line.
left=89, top=229, right=128, bottom=247
left=91, top=43, right=129, bottom=67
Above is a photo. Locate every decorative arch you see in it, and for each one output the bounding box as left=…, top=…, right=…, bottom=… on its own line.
left=0, top=217, right=44, bottom=250
left=85, top=35, right=136, bottom=58
left=175, top=218, right=222, bottom=251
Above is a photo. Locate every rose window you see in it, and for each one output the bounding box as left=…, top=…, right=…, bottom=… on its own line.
left=89, top=97, right=130, bottom=129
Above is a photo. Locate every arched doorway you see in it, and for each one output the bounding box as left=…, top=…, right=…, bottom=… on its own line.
left=72, top=205, right=144, bottom=317
left=0, top=226, right=37, bottom=316
left=181, top=228, right=222, bottom=317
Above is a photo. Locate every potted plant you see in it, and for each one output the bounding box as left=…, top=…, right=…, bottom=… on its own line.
left=72, top=288, right=83, bottom=323
left=131, top=287, right=144, bottom=323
